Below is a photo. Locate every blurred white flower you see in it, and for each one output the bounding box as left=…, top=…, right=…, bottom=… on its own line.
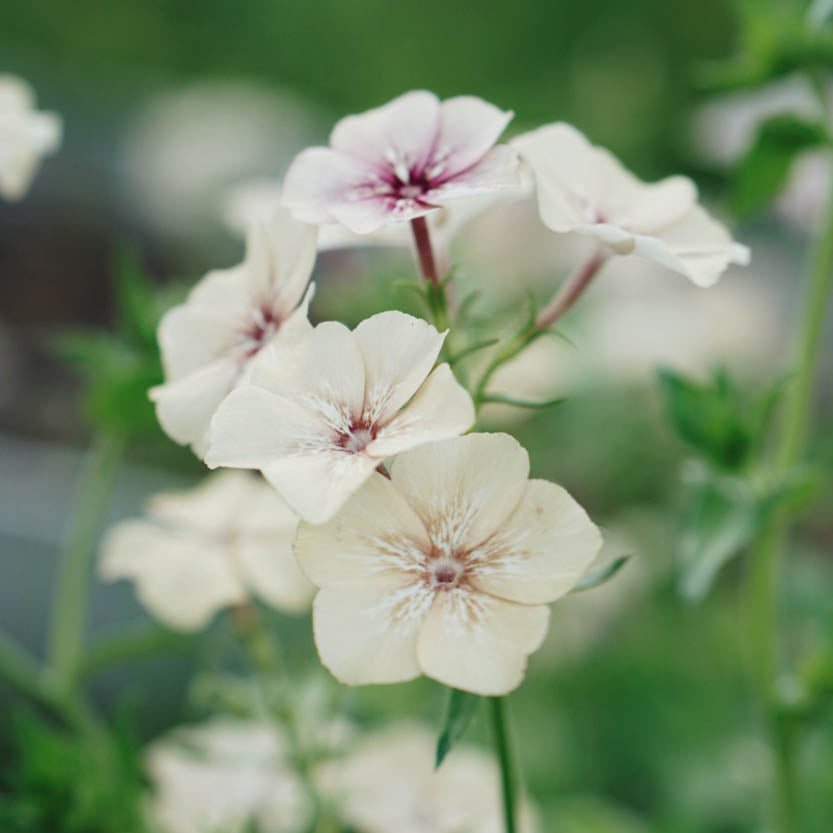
left=0, top=74, right=61, bottom=201
left=146, top=719, right=311, bottom=833
left=513, top=123, right=749, bottom=287
left=206, top=311, right=475, bottom=525
left=294, top=433, right=602, bottom=695
left=282, top=90, right=521, bottom=234
left=319, top=723, right=538, bottom=833
left=150, top=207, right=316, bottom=455
left=99, top=470, right=314, bottom=630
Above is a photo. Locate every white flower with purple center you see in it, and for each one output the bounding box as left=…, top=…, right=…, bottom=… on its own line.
left=281, top=90, right=522, bottom=234
left=513, top=123, right=750, bottom=288
left=293, top=433, right=603, bottom=696
left=205, top=311, right=475, bottom=525
left=150, top=206, right=317, bottom=455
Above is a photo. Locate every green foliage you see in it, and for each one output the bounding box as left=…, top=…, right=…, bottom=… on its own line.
left=572, top=556, right=631, bottom=593
left=731, top=114, right=830, bottom=217
left=658, top=367, right=784, bottom=471
left=54, top=252, right=177, bottom=438
left=435, top=688, right=480, bottom=768
left=0, top=711, right=147, bottom=833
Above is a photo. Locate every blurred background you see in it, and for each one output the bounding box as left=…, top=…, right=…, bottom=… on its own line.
left=2, top=0, right=833, bottom=831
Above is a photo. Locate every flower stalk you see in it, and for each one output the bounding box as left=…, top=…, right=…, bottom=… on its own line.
left=534, top=248, right=608, bottom=331
left=747, top=146, right=833, bottom=833
left=490, top=697, right=518, bottom=833
left=48, top=431, right=125, bottom=693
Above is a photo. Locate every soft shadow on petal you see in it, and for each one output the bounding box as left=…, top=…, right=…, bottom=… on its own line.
left=389, top=433, right=528, bottom=552
left=416, top=590, right=550, bottom=696
left=435, top=96, right=513, bottom=177
left=312, top=574, right=433, bottom=685
left=427, top=145, right=521, bottom=204
left=367, top=364, right=475, bottom=459
left=469, top=479, right=603, bottom=605
left=353, top=311, right=446, bottom=425
left=294, top=472, right=430, bottom=586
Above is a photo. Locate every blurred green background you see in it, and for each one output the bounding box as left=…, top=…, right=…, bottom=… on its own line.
left=2, top=1, right=833, bottom=832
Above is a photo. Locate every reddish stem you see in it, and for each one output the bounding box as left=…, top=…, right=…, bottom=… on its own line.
left=535, top=249, right=608, bottom=331
left=411, top=216, right=440, bottom=286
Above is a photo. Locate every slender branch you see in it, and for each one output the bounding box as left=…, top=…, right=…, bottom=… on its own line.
left=490, top=697, right=517, bottom=833
left=411, top=216, right=439, bottom=287
left=535, top=249, right=608, bottom=331
left=48, top=431, right=125, bottom=691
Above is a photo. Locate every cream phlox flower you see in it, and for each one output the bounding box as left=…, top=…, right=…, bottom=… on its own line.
left=512, top=123, right=750, bottom=288
left=281, top=90, right=521, bottom=234
left=146, top=719, right=311, bottom=833
left=319, top=723, right=538, bottom=833
left=99, top=471, right=314, bottom=630
left=0, top=74, right=62, bottom=201
left=205, top=311, right=475, bottom=525
left=150, top=206, right=317, bottom=455
left=294, top=433, right=602, bottom=696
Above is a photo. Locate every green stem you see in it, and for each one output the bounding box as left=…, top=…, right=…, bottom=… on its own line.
left=747, top=151, right=833, bottom=832
left=0, top=630, right=53, bottom=706
left=48, top=431, right=125, bottom=692
left=490, top=697, right=517, bottom=833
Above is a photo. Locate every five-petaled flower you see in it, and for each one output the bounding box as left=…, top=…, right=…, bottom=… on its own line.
left=205, top=311, right=475, bottom=525
left=281, top=90, right=521, bottom=234
left=0, top=74, right=62, bottom=201
left=99, top=471, right=314, bottom=630
left=293, top=433, right=602, bottom=696
left=513, top=123, right=750, bottom=288
left=150, top=206, right=317, bottom=455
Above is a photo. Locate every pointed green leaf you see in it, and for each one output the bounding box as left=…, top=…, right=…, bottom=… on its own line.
left=436, top=688, right=479, bottom=768
left=478, top=393, right=567, bottom=410
left=572, top=556, right=632, bottom=593
left=447, top=338, right=499, bottom=367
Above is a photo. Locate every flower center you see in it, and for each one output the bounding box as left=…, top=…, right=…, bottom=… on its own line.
left=428, top=556, right=463, bottom=588
left=241, top=307, right=280, bottom=357
left=337, top=421, right=378, bottom=454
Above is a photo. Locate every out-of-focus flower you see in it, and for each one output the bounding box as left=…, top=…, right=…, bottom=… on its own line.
left=206, top=311, right=475, bottom=525
left=120, top=82, right=321, bottom=242
left=319, top=723, right=538, bottom=833
left=294, top=433, right=601, bottom=695
left=150, top=207, right=316, bottom=455
left=513, top=123, right=749, bottom=287
left=99, top=471, right=314, bottom=630
left=0, top=74, right=61, bottom=201
left=145, top=719, right=311, bottom=833
left=282, top=90, right=521, bottom=234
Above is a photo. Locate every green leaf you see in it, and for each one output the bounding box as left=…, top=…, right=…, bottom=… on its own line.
left=478, top=393, right=567, bottom=410
left=572, top=556, right=632, bottom=593
left=436, top=688, right=479, bottom=768
left=657, top=368, right=752, bottom=470
left=731, top=114, right=829, bottom=218
left=447, top=338, right=499, bottom=367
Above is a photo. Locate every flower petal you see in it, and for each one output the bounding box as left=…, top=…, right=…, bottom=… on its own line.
left=468, top=479, right=603, bottom=605
left=150, top=358, right=241, bottom=454
left=425, top=145, right=521, bottom=204
left=99, top=521, right=246, bottom=631
left=367, top=364, right=475, bottom=459
left=416, top=590, right=549, bottom=696
left=432, top=96, right=514, bottom=180
left=294, top=472, right=430, bottom=586
left=353, top=311, right=446, bottom=425
left=329, top=90, right=441, bottom=174
left=243, top=206, right=318, bottom=317
left=389, top=433, right=529, bottom=554
left=237, top=534, right=315, bottom=615
left=312, top=574, right=433, bottom=685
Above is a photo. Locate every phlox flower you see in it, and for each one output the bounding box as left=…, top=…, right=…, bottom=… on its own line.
left=513, top=123, right=750, bottom=287
left=150, top=206, right=317, bottom=455
left=0, top=74, right=61, bottom=201
left=99, top=471, right=314, bottom=630
left=145, top=719, right=311, bottom=833
left=294, top=433, right=602, bottom=696
left=319, top=723, right=538, bottom=833
left=281, top=90, right=521, bottom=234
left=205, top=311, right=475, bottom=524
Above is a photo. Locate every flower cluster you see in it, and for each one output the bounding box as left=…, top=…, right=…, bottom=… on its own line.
left=106, top=88, right=748, bottom=702
left=0, top=75, right=61, bottom=201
